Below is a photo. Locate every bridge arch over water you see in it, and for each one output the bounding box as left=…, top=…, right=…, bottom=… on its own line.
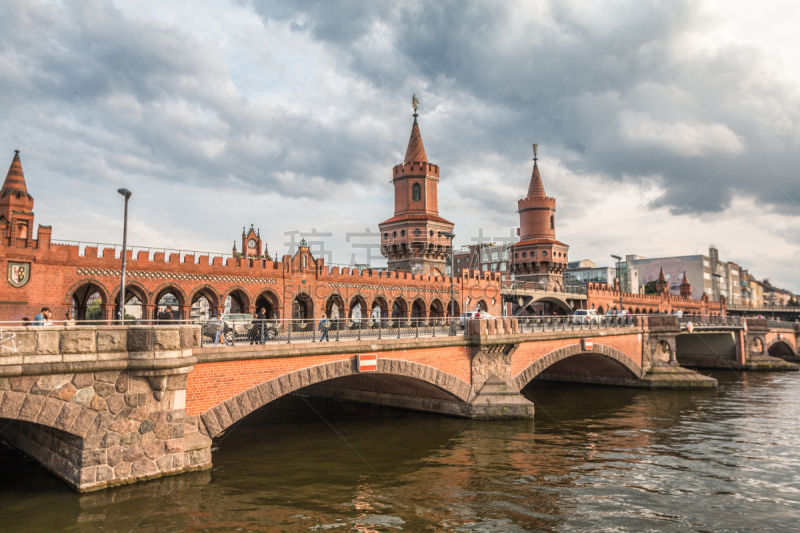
left=512, top=343, right=643, bottom=391
left=198, top=359, right=472, bottom=438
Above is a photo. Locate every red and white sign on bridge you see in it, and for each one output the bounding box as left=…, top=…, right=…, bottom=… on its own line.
left=357, top=353, right=378, bottom=372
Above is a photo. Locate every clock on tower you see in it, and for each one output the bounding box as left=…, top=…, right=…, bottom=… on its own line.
left=233, top=224, right=271, bottom=261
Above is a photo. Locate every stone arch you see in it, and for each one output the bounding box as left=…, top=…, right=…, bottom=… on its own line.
left=0, top=377, right=113, bottom=439
left=348, top=294, right=368, bottom=320
left=597, top=305, right=605, bottom=315
left=221, top=286, right=252, bottom=314
left=64, top=279, right=111, bottom=321
left=751, top=336, right=764, bottom=354
left=410, top=298, right=427, bottom=319
left=254, top=288, right=281, bottom=319
left=391, top=297, right=408, bottom=318
left=152, top=283, right=188, bottom=307
left=429, top=298, right=445, bottom=318
left=110, top=281, right=150, bottom=307
left=199, top=358, right=473, bottom=438
left=189, top=284, right=222, bottom=309
left=291, top=291, right=314, bottom=319
left=324, top=292, right=346, bottom=319
left=64, top=278, right=110, bottom=306
left=370, top=295, right=388, bottom=319
left=446, top=299, right=460, bottom=317
left=512, top=343, right=644, bottom=391
left=766, top=337, right=795, bottom=357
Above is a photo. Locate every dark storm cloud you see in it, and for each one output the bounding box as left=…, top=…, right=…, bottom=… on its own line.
left=1, top=0, right=799, bottom=220
left=0, top=0, right=401, bottom=201
left=246, top=0, right=800, bottom=215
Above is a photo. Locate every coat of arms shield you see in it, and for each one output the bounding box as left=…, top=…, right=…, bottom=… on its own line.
left=8, top=262, right=30, bottom=287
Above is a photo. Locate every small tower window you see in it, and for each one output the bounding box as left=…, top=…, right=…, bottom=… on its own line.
left=412, top=183, right=421, bottom=201
left=550, top=215, right=554, bottom=229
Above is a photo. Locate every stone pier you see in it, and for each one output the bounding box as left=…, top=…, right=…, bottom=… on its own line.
left=0, top=325, right=211, bottom=491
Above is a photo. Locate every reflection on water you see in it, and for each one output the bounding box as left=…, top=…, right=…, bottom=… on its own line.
left=1, top=371, right=799, bottom=531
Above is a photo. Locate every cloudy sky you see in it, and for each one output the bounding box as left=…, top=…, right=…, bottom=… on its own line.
left=2, top=0, right=799, bottom=291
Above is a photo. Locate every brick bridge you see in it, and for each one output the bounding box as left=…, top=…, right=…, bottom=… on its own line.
left=0, top=317, right=796, bottom=492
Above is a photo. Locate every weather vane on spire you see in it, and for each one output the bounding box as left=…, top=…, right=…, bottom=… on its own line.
left=412, top=94, right=419, bottom=117
left=532, top=143, right=538, bottom=160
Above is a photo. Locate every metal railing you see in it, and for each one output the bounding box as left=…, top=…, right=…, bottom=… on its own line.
left=516, top=315, right=637, bottom=332
left=199, top=317, right=464, bottom=346
left=767, top=320, right=797, bottom=330
left=677, top=315, right=743, bottom=328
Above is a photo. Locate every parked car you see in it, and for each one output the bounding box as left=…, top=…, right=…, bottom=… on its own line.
left=221, top=313, right=255, bottom=341
left=571, top=309, right=599, bottom=324
left=458, top=310, right=494, bottom=327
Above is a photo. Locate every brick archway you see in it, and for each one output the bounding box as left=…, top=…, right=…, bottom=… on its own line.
left=766, top=337, right=797, bottom=358
left=512, top=343, right=644, bottom=391
left=198, top=358, right=472, bottom=438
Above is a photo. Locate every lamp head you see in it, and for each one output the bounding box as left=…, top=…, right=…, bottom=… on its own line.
left=611, top=254, right=622, bottom=261
left=442, top=233, right=455, bottom=239
left=118, top=188, right=132, bottom=199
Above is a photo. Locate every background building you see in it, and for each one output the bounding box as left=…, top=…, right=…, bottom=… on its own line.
left=625, top=245, right=740, bottom=303
left=454, top=243, right=511, bottom=277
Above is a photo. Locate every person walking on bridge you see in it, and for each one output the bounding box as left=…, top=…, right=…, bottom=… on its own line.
left=319, top=313, right=331, bottom=342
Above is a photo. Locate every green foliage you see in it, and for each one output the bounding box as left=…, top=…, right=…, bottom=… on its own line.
left=644, top=281, right=658, bottom=295
left=86, top=299, right=103, bottom=320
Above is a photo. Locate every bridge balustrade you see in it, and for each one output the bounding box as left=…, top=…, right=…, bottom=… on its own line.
left=767, top=319, right=798, bottom=330
left=516, top=315, right=637, bottom=333
left=677, top=315, right=743, bottom=328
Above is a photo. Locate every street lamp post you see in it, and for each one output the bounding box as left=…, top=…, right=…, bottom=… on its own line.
left=611, top=255, right=623, bottom=313
left=118, top=188, right=132, bottom=322
left=443, top=233, right=456, bottom=332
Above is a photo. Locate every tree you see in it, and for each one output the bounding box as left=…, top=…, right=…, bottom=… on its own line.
left=644, top=281, right=658, bottom=295
left=86, top=299, right=103, bottom=320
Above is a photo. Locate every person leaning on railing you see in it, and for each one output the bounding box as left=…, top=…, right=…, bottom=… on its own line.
left=209, top=314, right=231, bottom=347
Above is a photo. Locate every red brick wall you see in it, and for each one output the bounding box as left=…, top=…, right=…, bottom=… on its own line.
left=0, top=233, right=503, bottom=321
left=510, top=333, right=642, bottom=378
left=185, top=345, right=472, bottom=416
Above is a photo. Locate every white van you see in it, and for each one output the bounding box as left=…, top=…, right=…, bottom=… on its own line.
left=571, top=309, right=599, bottom=324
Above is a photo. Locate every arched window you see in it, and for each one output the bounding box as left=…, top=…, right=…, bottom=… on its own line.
left=412, top=183, right=421, bottom=201
left=550, top=215, right=554, bottom=229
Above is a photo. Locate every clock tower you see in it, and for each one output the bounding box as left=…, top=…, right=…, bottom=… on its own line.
left=234, top=224, right=271, bottom=260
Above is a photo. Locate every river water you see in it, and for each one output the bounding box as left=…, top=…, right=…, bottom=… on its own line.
left=2, top=371, right=799, bottom=532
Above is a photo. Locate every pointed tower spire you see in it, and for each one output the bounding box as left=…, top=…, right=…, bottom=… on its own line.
left=404, top=94, right=428, bottom=163
left=655, top=267, right=668, bottom=294
left=680, top=271, right=692, bottom=299
left=526, top=143, right=546, bottom=198
left=2, top=150, right=32, bottom=199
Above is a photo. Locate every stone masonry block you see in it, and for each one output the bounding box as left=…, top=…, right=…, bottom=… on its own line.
left=9, top=375, right=37, bottom=393
left=97, top=330, right=127, bottom=352
left=126, top=329, right=153, bottom=352
left=9, top=331, right=35, bottom=355
left=180, top=327, right=200, bottom=348
left=35, top=330, right=60, bottom=355
left=69, top=408, right=98, bottom=438
left=53, top=402, right=81, bottom=432
left=94, top=371, right=120, bottom=384
left=82, top=449, right=107, bottom=467
left=0, top=390, right=25, bottom=418
left=36, top=398, right=64, bottom=427
left=17, top=394, right=46, bottom=422
left=153, top=330, right=180, bottom=351
left=59, top=330, right=96, bottom=354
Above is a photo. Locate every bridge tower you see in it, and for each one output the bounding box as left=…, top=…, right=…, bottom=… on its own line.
left=656, top=267, right=669, bottom=294
left=379, top=96, right=454, bottom=275
left=680, top=272, right=692, bottom=298
left=511, top=146, right=569, bottom=290
left=0, top=150, right=35, bottom=248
